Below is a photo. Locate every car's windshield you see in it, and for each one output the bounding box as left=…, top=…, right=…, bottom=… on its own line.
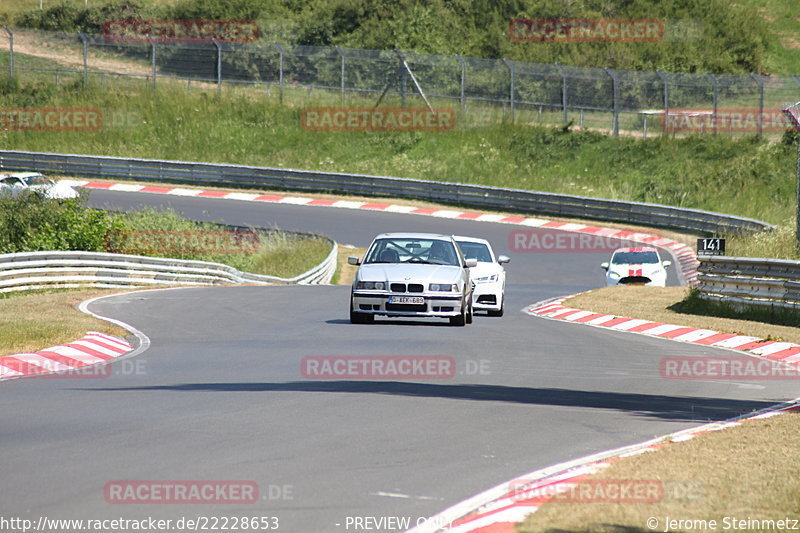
left=0, top=177, right=24, bottom=187
left=611, top=251, right=660, bottom=264
left=456, top=241, right=493, bottom=263
left=23, top=175, right=54, bottom=186
left=365, top=238, right=459, bottom=266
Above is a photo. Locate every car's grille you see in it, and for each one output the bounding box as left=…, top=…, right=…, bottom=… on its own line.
left=408, top=284, right=424, bottom=293
left=620, top=276, right=651, bottom=284
left=386, top=303, right=427, bottom=312
left=390, top=283, right=406, bottom=292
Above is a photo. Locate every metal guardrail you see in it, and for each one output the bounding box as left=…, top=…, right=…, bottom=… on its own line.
left=698, top=256, right=800, bottom=311
left=0, top=243, right=338, bottom=293
left=0, top=150, right=774, bottom=235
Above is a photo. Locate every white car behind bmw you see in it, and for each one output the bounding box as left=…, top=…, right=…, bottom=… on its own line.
left=454, top=236, right=509, bottom=316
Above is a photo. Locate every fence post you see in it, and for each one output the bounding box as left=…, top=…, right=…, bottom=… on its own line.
left=604, top=67, right=618, bottom=136
left=274, top=42, right=284, bottom=103
left=3, top=27, right=13, bottom=79
left=455, top=54, right=466, bottom=112
left=750, top=72, right=764, bottom=139
left=706, top=73, right=718, bottom=136
left=502, top=59, right=515, bottom=123
left=79, top=32, right=88, bottom=87
left=213, top=39, right=222, bottom=95
left=336, top=46, right=345, bottom=105
left=555, top=62, right=567, bottom=123
left=656, top=69, right=668, bottom=133
left=149, top=36, right=156, bottom=94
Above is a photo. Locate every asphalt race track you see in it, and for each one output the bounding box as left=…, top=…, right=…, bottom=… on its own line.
left=1, top=189, right=796, bottom=532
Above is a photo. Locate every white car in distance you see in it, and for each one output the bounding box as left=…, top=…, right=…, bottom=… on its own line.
left=454, top=236, right=509, bottom=317
left=0, top=172, right=79, bottom=200
left=601, top=246, right=672, bottom=287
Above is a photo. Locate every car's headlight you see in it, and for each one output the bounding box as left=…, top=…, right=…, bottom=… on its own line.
left=609, top=271, right=621, bottom=279
left=475, top=274, right=498, bottom=283
left=356, top=281, right=385, bottom=290
left=429, top=283, right=458, bottom=292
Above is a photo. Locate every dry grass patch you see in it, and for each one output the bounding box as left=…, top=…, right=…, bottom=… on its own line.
left=565, top=286, right=800, bottom=345
left=334, top=245, right=366, bottom=286
left=0, top=289, right=129, bottom=357
left=518, top=411, right=800, bottom=533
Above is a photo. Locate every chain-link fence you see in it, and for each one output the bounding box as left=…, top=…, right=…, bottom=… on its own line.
left=2, top=27, right=800, bottom=137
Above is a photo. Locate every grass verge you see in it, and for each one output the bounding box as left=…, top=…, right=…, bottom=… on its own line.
left=0, top=79, right=796, bottom=230
left=565, top=286, right=800, bottom=345
left=0, top=288, right=129, bottom=357
left=518, top=410, right=800, bottom=533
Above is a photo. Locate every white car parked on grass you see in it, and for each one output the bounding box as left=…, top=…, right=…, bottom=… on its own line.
left=601, top=246, right=672, bottom=287
left=454, top=236, right=509, bottom=317
left=0, top=172, right=79, bottom=199
left=349, top=233, right=477, bottom=326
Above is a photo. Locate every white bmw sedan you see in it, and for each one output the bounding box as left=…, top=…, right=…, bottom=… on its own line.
left=454, top=236, right=509, bottom=317
left=349, top=233, right=477, bottom=326
left=601, top=247, right=672, bottom=287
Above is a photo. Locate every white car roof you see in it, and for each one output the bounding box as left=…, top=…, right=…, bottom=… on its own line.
left=372, top=233, right=454, bottom=241
left=9, top=172, right=45, bottom=179
left=453, top=235, right=491, bottom=245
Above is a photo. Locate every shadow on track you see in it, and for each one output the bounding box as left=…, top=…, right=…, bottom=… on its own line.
left=85, top=381, right=781, bottom=422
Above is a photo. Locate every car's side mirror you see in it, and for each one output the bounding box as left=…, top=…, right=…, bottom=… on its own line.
left=601, top=262, right=610, bottom=270
left=347, top=256, right=361, bottom=266
left=662, top=260, right=672, bottom=267
left=498, top=255, right=510, bottom=264
left=465, top=258, right=478, bottom=268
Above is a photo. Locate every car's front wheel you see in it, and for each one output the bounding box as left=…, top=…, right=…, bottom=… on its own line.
left=449, top=299, right=467, bottom=327
left=350, top=300, right=374, bottom=324
left=488, top=299, right=504, bottom=317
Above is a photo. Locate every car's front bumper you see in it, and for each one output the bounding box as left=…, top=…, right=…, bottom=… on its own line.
left=605, top=276, right=666, bottom=287
left=352, top=291, right=466, bottom=317
left=471, top=282, right=503, bottom=310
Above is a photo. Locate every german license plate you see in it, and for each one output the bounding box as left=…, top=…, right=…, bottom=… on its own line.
left=389, top=296, right=424, bottom=304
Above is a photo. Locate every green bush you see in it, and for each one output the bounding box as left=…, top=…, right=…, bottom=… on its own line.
left=0, top=191, right=125, bottom=253
left=12, top=0, right=772, bottom=74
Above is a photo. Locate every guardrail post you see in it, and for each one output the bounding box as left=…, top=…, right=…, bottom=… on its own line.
left=657, top=70, right=668, bottom=133
left=455, top=54, right=466, bottom=112
left=79, top=32, right=88, bottom=87
left=274, top=42, right=284, bottom=103
left=336, top=46, right=345, bottom=105
left=148, top=36, right=156, bottom=93
left=604, top=67, right=619, bottom=136
left=555, top=62, right=567, bottom=123
left=706, top=73, right=718, bottom=136
left=3, top=27, right=13, bottom=79
left=502, top=58, right=515, bottom=123
left=213, top=39, right=222, bottom=95
left=750, top=73, right=764, bottom=139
